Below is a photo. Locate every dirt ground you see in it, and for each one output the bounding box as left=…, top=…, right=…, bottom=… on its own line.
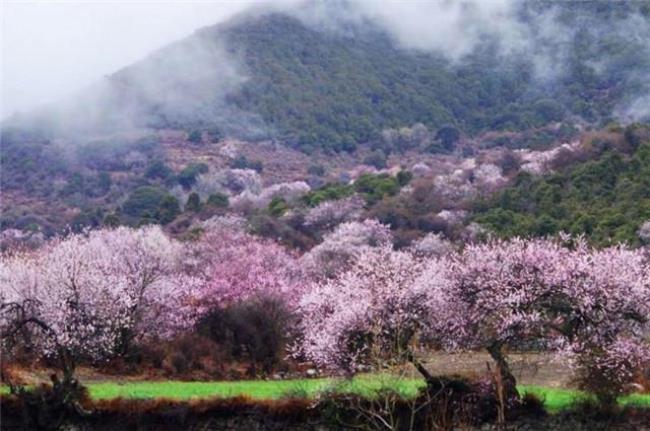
left=6, top=351, right=573, bottom=388
left=408, top=351, right=573, bottom=388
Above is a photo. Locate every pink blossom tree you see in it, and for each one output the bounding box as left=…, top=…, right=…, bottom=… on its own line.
left=0, top=226, right=191, bottom=385
left=553, top=243, right=650, bottom=404
left=303, top=196, right=364, bottom=231
left=187, top=226, right=303, bottom=311
left=422, top=237, right=650, bottom=403
left=185, top=226, right=304, bottom=376
left=300, top=219, right=392, bottom=279
left=421, top=238, right=573, bottom=399
left=297, top=246, right=446, bottom=379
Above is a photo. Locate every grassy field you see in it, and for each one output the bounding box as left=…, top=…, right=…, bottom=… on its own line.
left=87, top=375, right=424, bottom=400
left=3, top=377, right=649, bottom=411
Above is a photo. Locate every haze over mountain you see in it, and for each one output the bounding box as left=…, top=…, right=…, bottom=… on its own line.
left=6, top=1, right=650, bottom=143
left=1, top=0, right=650, bottom=244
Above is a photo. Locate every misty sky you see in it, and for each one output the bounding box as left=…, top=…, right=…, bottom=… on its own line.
left=0, top=1, right=267, bottom=119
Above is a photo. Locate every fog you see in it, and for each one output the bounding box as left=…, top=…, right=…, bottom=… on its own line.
left=1, top=1, right=261, bottom=119
left=2, top=0, right=649, bottom=125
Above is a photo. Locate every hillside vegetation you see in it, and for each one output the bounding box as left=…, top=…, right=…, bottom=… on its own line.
left=474, top=130, right=650, bottom=246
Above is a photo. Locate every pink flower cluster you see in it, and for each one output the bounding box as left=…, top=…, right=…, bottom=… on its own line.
left=2, top=224, right=648, bottom=396
left=298, top=237, right=650, bottom=390
left=185, top=224, right=303, bottom=314
left=0, top=226, right=190, bottom=364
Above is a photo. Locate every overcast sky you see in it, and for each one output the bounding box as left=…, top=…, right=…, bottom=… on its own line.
left=0, top=1, right=264, bottom=119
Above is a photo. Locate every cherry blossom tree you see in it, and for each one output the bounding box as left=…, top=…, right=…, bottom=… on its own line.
left=408, top=232, right=454, bottom=258
left=303, top=195, right=364, bottom=230
left=297, top=246, right=441, bottom=376
left=421, top=237, right=650, bottom=403
left=552, top=243, right=650, bottom=404
left=300, top=219, right=392, bottom=279
left=0, top=226, right=191, bottom=384
left=472, top=163, right=507, bottom=194
left=186, top=226, right=304, bottom=312
left=420, top=238, right=572, bottom=399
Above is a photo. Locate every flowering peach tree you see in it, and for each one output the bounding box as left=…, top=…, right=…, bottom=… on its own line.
left=300, top=219, right=392, bottom=279
left=186, top=226, right=303, bottom=312
left=297, top=236, right=650, bottom=405
left=554, top=243, right=650, bottom=404
left=297, top=246, right=442, bottom=377
left=0, top=226, right=190, bottom=383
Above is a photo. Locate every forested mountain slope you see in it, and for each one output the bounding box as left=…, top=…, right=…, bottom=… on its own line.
left=1, top=0, right=650, bottom=241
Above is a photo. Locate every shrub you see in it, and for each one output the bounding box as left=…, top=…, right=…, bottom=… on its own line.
left=572, top=341, right=650, bottom=407
left=199, top=296, right=294, bottom=377
left=185, top=192, right=202, bottom=212
left=302, top=182, right=354, bottom=207
left=396, top=170, right=413, bottom=186
left=145, top=161, right=174, bottom=180
left=207, top=126, right=223, bottom=143
left=435, top=125, right=460, bottom=152
left=103, top=213, right=121, bottom=227
left=307, top=164, right=325, bottom=176
left=122, top=186, right=168, bottom=218
left=207, top=192, right=229, bottom=208
left=156, top=195, right=181, bottom=224
left=354, top=173, right=401, bottom=204
left=230, top=155, right=263, bottom=173
left=268, top=197, right=288, bottom=217
left=363, top=149, right=387, bottom=169
left=178, top=163, right=209, bottom=189
left=187, top=130, right=202, bottom=143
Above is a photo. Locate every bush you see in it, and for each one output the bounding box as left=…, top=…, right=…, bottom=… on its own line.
left=363, top=149, right=387, bottom=169
left=207, top=126, right=223, bottom=143
left=122, top=186, right=168, bottom=218
left=354, top=173, right=400, bottom=204
left=307, top=164, right=325, bottom=176
left=178, top=163, right=209, bottom=189
left=145, top=161, right=173, bottom=180
left=302, top=183, right=354, bottom=207
left=572, top=348, right=645, bottom=407
left=128, top=334, right=226, bottom=378
left=268, top=197, right=288, bottom=217
left=207, top=192, right=230, bottom=208
left=435, top=125, right=460, bottom=152
left=396, top=170, right=413, bottom=186
left=187, top=130, right=202, bottom=143
left=103, top=213, right=121, bottom=227
left=249, top=214, right=314, bottom=250
left=230, top=155, right=263, bottom=173
left=198, top=296, right=295, bottom=377
left=185, top=192, right=202, bottom=212
left=156, top=196, right=181, bottom=224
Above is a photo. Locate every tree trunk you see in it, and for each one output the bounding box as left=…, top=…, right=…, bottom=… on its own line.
left=487, top=343, right=519, bottom=403
left=406, top=350, right=435, bottom=384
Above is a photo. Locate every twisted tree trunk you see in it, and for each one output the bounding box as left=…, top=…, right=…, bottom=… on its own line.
left=487, top=343, right=519, bottom=404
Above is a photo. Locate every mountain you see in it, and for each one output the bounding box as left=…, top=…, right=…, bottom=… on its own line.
left=1, top=0, right=650, bottom=241
left=8, top=1, right=650, bottom=148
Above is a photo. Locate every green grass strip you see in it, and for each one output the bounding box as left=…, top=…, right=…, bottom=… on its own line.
left=519, top=385, right=650, bottom=411
left=3, top=379, right=649, bottom=411
left=87, top=375, right=424, bottom=401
